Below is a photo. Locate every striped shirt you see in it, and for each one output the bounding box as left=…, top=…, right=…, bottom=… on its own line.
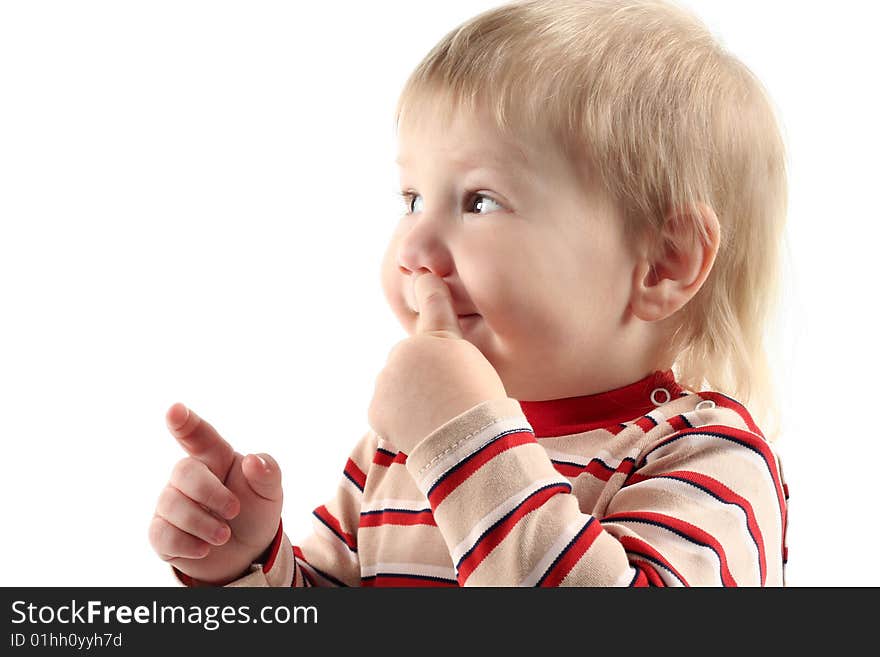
left=173, top=369, right=789, bottom=587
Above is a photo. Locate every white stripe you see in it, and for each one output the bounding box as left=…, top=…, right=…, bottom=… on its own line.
left=416, top=415, right=533, bottom=492
left=451, top=476, right=568, bottom=564
left=636, top=476, right=760, bottom=582
left=361, top=562, right=457, bottom=581
left=518, top=516, right=586, bottom=586
left=607, top=519, right=723, bottom=586
left=613, top=567, right=641, bottom=587
left=360, top=497, right=431, bottom=513
left=624, top=554, right=686, bottom=587
left=341, top=473, right=365, bottom=498
left=642, top=431, right=784, bottom=532
left=312, top=516, right=359, bottom=563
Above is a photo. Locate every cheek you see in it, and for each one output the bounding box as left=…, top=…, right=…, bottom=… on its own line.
left=379, top=229, right=417, bottom=331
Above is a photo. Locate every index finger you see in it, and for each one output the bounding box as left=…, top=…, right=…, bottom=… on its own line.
left=166, top=403, right=236, bottom=482
left=414, top=271, right=463, bottom=338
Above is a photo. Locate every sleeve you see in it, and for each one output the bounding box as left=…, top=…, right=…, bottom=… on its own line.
left=171, top=429, right=378, bottom=587
left=404, top=397, right=788, bottom=587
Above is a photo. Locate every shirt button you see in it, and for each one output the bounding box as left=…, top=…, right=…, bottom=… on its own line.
left=650, top=387, right=671, bottom=405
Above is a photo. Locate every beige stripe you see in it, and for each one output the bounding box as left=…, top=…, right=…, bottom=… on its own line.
left=406, top=397, right=527, bottom=475
left=518, top=515, right=587, bottom=586
left=559, top=529, right=636, bottom=586
left=358, top=524, right=453, bottom=567
left=451, top=476, right=571, bottom=564
left=432, top=442, right=566, bottom=547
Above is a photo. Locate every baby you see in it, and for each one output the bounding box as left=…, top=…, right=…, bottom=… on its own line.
left=150, top=0, right=789, bottom=587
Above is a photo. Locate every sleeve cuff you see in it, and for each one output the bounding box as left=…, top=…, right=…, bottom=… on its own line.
left=172, top=518, right=295, bottom=587
left=405, top=397, right=530, bottom=495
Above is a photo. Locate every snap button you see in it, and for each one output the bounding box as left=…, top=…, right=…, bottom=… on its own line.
left=650, top=387, right=671, bottom=405
left=695, top=400, right=716, bottom=411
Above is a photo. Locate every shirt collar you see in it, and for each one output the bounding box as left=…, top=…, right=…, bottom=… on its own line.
left=517, top=369, right=684, bottom=437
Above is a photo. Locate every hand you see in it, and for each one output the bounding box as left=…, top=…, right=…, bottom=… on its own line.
left=368, top=271, right=507, bottom=454
left=148, top=404, right=284, bottom=585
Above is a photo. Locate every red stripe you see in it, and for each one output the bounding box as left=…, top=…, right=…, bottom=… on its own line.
left=695, top=392, right=764, bottom=438
left=666, top=415, right=692, bottom=432
left=261, top=518, right=285, bottom=573
left=634, top=416, right=658, bottom=432
left=314, top=505, right=357, bottom=551
left=457, top=483, right=569, bottom=583
left=631, top=569, right=649, bottom=587
left=428, top=430, right=537, bottom=508
left=359, top=510, right=437, bottom=527
left=617, top=535, right=688, bottom=586
left=344, top=458, right=367, bottom=490
left=605, top=511, right=736, bottom=586
left=552, top=458, right=634, bottom=482
left=632, top=561, right=666, bottom=587
left=646, top=425, right=787, bottom=535
left=372, top=449, right=396, bottom=467
left=659, top=470, right=767, bottom=586
left=362, top=575, right=458, bottom=587
left=538, top=520, right=603, bottom=586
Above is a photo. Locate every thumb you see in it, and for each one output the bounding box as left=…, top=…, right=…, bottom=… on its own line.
left=413, top=271, right=463, bottom=338
left=242, top=453, right=283, bottom=502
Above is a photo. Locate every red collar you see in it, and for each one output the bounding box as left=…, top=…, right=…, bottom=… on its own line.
left=517, top=369, right=683, bottom=437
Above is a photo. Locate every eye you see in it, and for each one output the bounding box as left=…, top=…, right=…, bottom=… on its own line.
left=397, top=191, right=504, bottom=216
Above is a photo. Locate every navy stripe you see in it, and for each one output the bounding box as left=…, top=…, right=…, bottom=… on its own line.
left=362, top=573, right=458, bottom=585
left=360, top=507, right=432, bottom=517
left=343, top=470, right=364, bottom=492
left=425, top=427, right=533, bottom=499
left=605, top=515, right=727, bottom=583
left=679, top=414, right=694, bottom=428
left=297, top=558, right=348, bottom=587
left=312, top=510, right=358, bottom=553
left=654, top=474, right=762, bottom=581
left=627, top=568, right=640, bottom=587
left=535, top=518, right=595, bottom=587
left=551, top=456, right=635, bottom=476
left=376, top=447, right=396, bottom=458
left=623, top=549, right=685, bottom=586
left=457, top=482, right=572, bottom=571
left=551, top=457, right=615, bottom=472
left=639, top=429, right=770, bottom=471
left=297, top=563, right=315, bottom=587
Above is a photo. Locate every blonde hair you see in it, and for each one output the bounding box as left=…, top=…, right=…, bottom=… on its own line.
left=393, top=0, right=789, bottom=442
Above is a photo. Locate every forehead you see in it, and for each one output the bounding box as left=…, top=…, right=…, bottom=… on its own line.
left=396, top=101, right=532, bottom=173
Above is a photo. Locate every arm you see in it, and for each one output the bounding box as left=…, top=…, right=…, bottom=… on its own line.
left=405, top=397, right=788, bottom=587
left=172, top=429, right=378, bottom=587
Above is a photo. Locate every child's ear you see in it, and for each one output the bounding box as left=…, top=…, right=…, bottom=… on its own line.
left=629, top=203, right=721, bottom=323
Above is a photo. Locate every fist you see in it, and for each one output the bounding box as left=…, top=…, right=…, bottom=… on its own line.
left=368, top=271, right=507, bottom=453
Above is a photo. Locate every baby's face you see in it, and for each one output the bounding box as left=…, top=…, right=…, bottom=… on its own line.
left=381, top=102, right=642, bottom=401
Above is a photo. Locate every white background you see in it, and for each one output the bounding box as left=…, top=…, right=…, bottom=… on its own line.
left=1, top=1, right=877, bottom=587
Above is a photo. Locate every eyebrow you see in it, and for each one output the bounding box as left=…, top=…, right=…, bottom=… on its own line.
left=396, top=151, right=529, bottom=180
